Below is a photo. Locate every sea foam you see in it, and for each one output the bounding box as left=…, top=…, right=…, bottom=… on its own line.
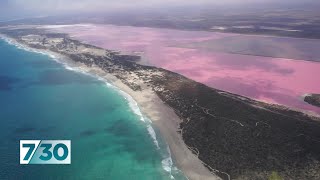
left=162, top=146, right=175, bottom=179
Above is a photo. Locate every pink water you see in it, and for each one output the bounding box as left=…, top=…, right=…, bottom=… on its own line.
left=47, top=24, right=320, bottom=114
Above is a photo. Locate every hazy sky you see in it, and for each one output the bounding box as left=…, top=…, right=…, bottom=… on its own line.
left=0, top=0, right=319, bottom=20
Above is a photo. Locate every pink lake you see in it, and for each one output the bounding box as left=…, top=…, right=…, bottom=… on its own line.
left=45, top=24, right=320, bottom=114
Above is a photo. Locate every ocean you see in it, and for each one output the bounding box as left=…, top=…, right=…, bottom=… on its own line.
left=0, top=39, right=186, bottom=180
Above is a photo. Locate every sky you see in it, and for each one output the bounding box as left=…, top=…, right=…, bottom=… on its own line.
left=0, top=0, right=319, bottom=21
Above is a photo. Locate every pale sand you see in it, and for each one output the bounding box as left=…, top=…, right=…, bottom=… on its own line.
left=77, top=64, right=221, bottom=180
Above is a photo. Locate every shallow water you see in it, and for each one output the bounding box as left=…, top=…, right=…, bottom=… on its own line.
left=51, top=24, right=320, bottom=114
left=0, top=39, right=186, bottom=180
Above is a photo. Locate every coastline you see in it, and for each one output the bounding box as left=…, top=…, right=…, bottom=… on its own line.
left=87, top=66, right=220, bottom=180
left=0, top=35, right=220, bottom=180
left=3, top=27, right=320, bottom=179
left=85, top=65, right=220, bottom=180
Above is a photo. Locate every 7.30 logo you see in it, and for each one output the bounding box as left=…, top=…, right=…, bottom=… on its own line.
left=20, top=140, right=71, bottom=164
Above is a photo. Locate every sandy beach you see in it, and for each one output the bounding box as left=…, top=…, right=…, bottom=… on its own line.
left=75, top=63, right=221, bottom=180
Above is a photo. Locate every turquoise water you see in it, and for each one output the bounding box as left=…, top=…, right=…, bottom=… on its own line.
left=0, top=39, right=186, bottom=180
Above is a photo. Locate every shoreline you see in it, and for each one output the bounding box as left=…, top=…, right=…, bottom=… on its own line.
left=0, top=35, right=220, bottom=180
left=86, top=65, right=220, bottom=180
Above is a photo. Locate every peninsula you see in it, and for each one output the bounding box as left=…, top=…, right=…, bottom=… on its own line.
left=1, top=26, right=320, bottom=180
